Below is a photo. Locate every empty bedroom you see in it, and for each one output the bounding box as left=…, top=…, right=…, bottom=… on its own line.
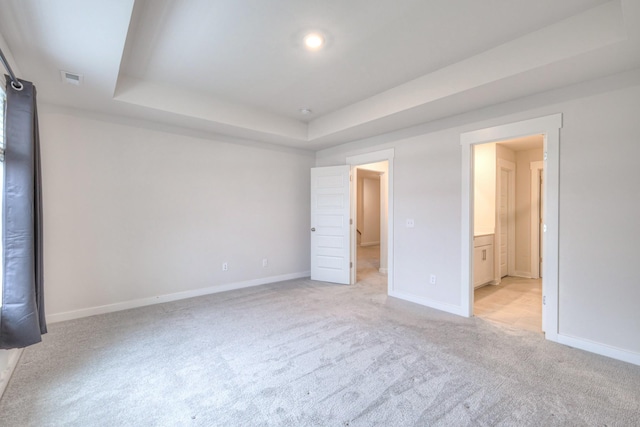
left=1, top=1, right=639, bottom=426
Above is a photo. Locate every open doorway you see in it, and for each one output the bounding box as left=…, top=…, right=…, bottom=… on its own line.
left=461, top=113, right=561, bottom=340
left=310, top=149, right=394, bottom=289
left=472, top=136, right=545, bottom=332
left=354, top=166, right=388, bottom=283
left=353, top=162, right=388, bottom=289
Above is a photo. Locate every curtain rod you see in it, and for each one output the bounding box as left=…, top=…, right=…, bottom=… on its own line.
left=0, top=47, right=23, bottom=91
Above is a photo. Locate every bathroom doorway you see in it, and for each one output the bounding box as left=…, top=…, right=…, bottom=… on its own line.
left=472, top=135, right=545, bottom=332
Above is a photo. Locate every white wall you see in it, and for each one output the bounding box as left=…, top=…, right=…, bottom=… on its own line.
left=496, top=144, right=516, bottom=164
left=315, top=72, right=640, bottom=358
left=40, top=106, right=315, bottom=319
left=473, top=143, right=496, bottom=236
left=362, top=177, right=381, bottom=245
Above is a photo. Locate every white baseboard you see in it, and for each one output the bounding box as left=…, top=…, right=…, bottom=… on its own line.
left=513, top=271, right=533, bottom=279
left=388, top=293, right=640, bottom=366
left=360, top=241, right=380, bottom=247
left=556, top=333, right=640, bottom=366
left=47, top=271, right=310, bottom=324
left=0, top=349, right=23, bottom=399
left=389, top=290, right=467, bottom=317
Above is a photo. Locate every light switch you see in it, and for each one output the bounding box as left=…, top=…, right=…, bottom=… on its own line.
left=406, top=218, right=415, bottom=228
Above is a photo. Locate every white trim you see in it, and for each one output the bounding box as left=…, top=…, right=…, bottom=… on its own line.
left=379, top=268, right=388, bottom=274
left=0, top=349, right=23, bottom=399
left=557, top=334, right=640, bottom=367
left=350, top=167, right=358, bottom=285
left=513, top=271, right=534, bottom=279
left=460, top=114, right=562, bottom=145
left=346, top=149, right=394, bottom=294
left=389, top=290, right=467, bottom=317
left=460, top=139, right=474, bottom=317
left=47, top=271, right=310, bottom=324
left=530, top=161, right=544, bottom=279
left=496, top=159, right=516, bottom=279
left=541, top=127, right=560, bottom=338
left=460, top=113, right=562, bottom=343
left=360, top=241, right=380, bottom=247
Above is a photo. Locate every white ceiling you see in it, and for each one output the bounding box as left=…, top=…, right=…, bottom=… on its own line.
left=1, top=0, right=639, bottom=150
left=496, top=135, right=544, bottom=152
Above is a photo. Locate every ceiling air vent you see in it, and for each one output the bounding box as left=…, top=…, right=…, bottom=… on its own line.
left=60, top=71, right=83, bottom=86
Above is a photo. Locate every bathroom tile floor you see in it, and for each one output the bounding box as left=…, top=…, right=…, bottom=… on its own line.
left=474, top=276, right=542, bottom=333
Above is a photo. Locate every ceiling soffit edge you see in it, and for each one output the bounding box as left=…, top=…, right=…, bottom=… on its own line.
left=113, top=1, right=627, bottom=146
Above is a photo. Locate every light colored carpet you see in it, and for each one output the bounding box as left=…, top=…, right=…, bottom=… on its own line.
left=1, top=272, right=639, bottom=426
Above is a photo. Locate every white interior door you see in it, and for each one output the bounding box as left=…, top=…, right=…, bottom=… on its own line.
left=310, top=166, right=351, bottom=284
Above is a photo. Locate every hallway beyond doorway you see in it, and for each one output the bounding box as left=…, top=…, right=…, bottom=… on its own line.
left=356, top=244, right=386, bottom=288
left=474, top=277, right=542, bottom=333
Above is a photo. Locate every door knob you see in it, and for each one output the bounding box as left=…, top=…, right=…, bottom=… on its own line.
left=311, top=227, right=316, bottom=232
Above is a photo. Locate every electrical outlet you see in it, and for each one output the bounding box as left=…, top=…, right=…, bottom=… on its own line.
left=406, top=218, right=415, bottom=228
left=429, top=274, right=436, bottom=285
left=222, top=262, right=228, bottom=271
left=262, top=258, right=268, bottom=267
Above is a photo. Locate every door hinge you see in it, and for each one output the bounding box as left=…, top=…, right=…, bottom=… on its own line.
left=350, top=175, right=353, bottom=181
left=544, top=151, right=548, bottom=161
left=350, top=218, right=353, bottom=225
left=543, top=295, right=546, bottom=305
left=350, top=262, right=353, bottom=268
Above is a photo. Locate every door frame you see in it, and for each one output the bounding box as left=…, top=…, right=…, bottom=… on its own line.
left=346, top=149, right=394, bottom=291
left=530, top=161, right=544, bottom=279
left=460, top=114, right=561, bottom=341
left=496, top=159, right=516, bottom=280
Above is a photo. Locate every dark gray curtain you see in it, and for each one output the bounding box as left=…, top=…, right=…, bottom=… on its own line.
left=0, top=76, right=46, bottom=349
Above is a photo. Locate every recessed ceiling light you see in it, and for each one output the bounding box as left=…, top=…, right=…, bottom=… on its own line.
left=299, top=108, right=313, bottom=115
left=303, top=33, right=324, bottom=50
